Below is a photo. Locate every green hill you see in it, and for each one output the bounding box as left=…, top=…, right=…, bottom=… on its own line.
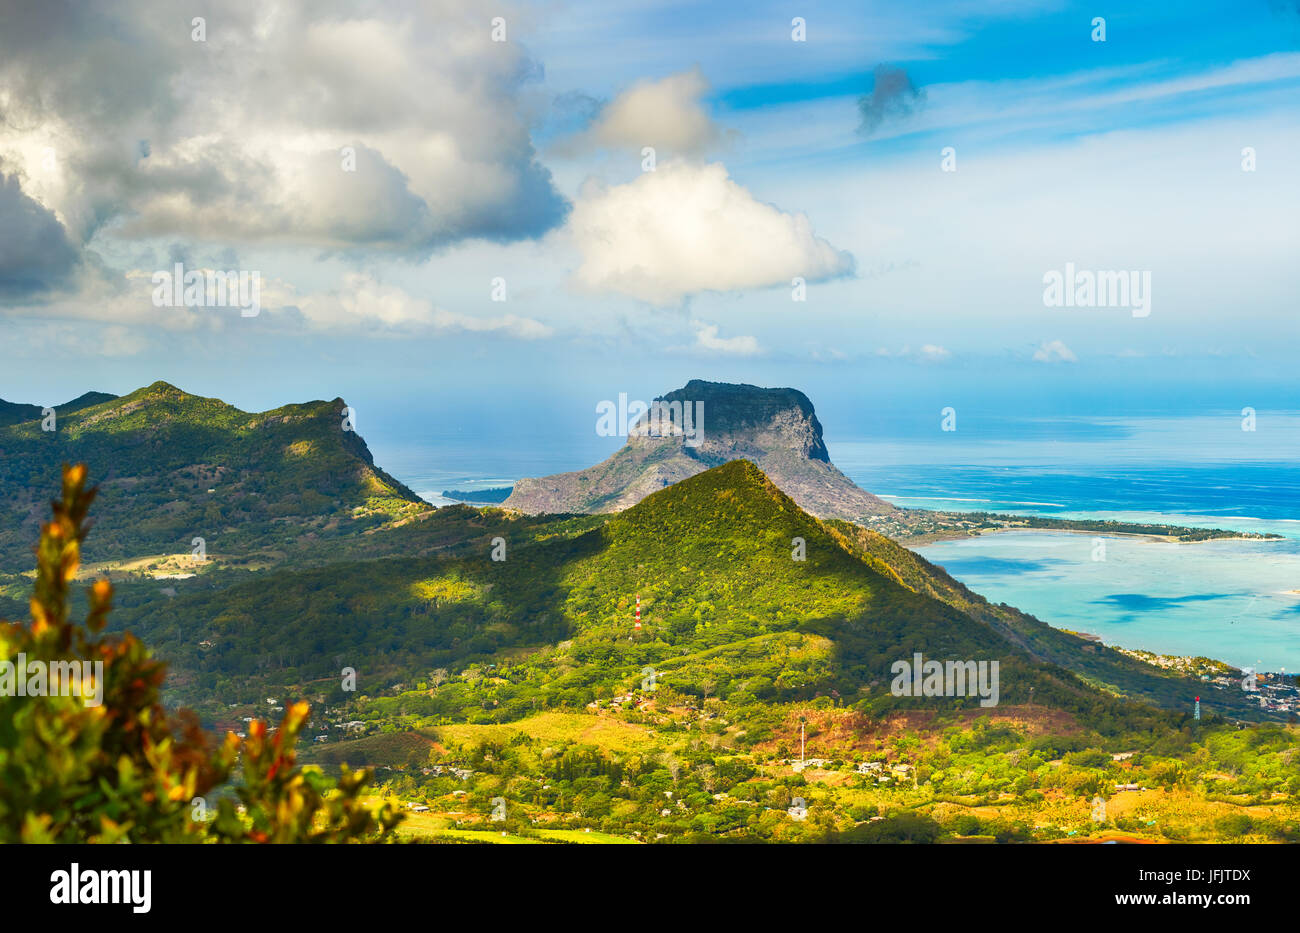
left=0, top=381, right=427, bottom=570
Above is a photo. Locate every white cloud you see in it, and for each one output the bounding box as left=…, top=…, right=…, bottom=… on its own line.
left=293, top=274, right=553, bottom=340
left=0, top=1, right=565, bottom=267
left=692, top=321, right=760, bottom=355
left=569, top=68, right=727, bottom=156
left=568, top=161, right=853, bottom=305
left=1032, top=339, right=1078, bottom=363
left=919, top=344, right=951, bottom=361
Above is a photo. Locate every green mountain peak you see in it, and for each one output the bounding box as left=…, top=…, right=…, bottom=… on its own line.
left=0, top=381, right=427, bottom=569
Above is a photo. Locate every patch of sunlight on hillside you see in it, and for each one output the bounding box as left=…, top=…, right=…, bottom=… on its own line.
left=411, top=578, right=483, bottom=604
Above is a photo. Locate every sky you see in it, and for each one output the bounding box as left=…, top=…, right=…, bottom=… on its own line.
left=1, top=0, right=1297, bottom=451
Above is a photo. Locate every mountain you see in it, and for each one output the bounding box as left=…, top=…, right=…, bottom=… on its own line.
left=503, top=380, right=897, bottom=522
left=0, top=381, right=427, bottom=570
left=112, top=458, right=1258, bottom=726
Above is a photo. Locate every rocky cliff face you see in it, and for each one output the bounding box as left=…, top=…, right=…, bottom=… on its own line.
left=502, top=380, right=897, bottom=522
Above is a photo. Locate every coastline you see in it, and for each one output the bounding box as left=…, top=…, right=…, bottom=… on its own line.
left=908, top=524, right=1300, bottom=674
left=899, top=524, right=1285, bottom=546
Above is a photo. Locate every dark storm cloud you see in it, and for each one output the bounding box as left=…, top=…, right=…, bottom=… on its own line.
left=857, top=65, right=926, bottom=136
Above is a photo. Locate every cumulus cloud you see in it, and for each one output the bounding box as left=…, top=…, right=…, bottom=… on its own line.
left=566, top=68, right=727, bottom=157
left=568, top=161, right=854, bottom=305
left=692, top=321, right=760, bottom=355
left=0, top=0, right=566, bottom=270
left=293, top=274, right=553, bottom=340
left=1032, top=339, right=1078, bottom=363
left=857, top=65, right=926, bottom=136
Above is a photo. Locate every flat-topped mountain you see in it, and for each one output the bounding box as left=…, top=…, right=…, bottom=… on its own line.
left=503, top=380, right=897, bottom=521
left=0, top=381, right=426, bottom=569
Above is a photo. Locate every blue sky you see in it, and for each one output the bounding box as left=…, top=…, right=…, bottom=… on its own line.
left=1, top=0, right=1297, bottom=449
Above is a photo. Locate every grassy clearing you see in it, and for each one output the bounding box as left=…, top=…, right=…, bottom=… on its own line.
left=430, top=711, right=659, bottom=756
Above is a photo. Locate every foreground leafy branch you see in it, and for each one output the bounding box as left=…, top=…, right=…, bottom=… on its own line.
left=0, top=464, right=401, bottom=843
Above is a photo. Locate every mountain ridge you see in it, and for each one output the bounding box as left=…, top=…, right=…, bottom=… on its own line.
left=0, top=380, right=426, bottom=569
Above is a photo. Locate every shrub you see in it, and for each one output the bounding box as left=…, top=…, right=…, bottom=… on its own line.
left=837, top=812, right=942, bottom=844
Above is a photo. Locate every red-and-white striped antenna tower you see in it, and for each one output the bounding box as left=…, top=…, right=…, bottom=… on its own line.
left=634, top=595, right=641, bottom=631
